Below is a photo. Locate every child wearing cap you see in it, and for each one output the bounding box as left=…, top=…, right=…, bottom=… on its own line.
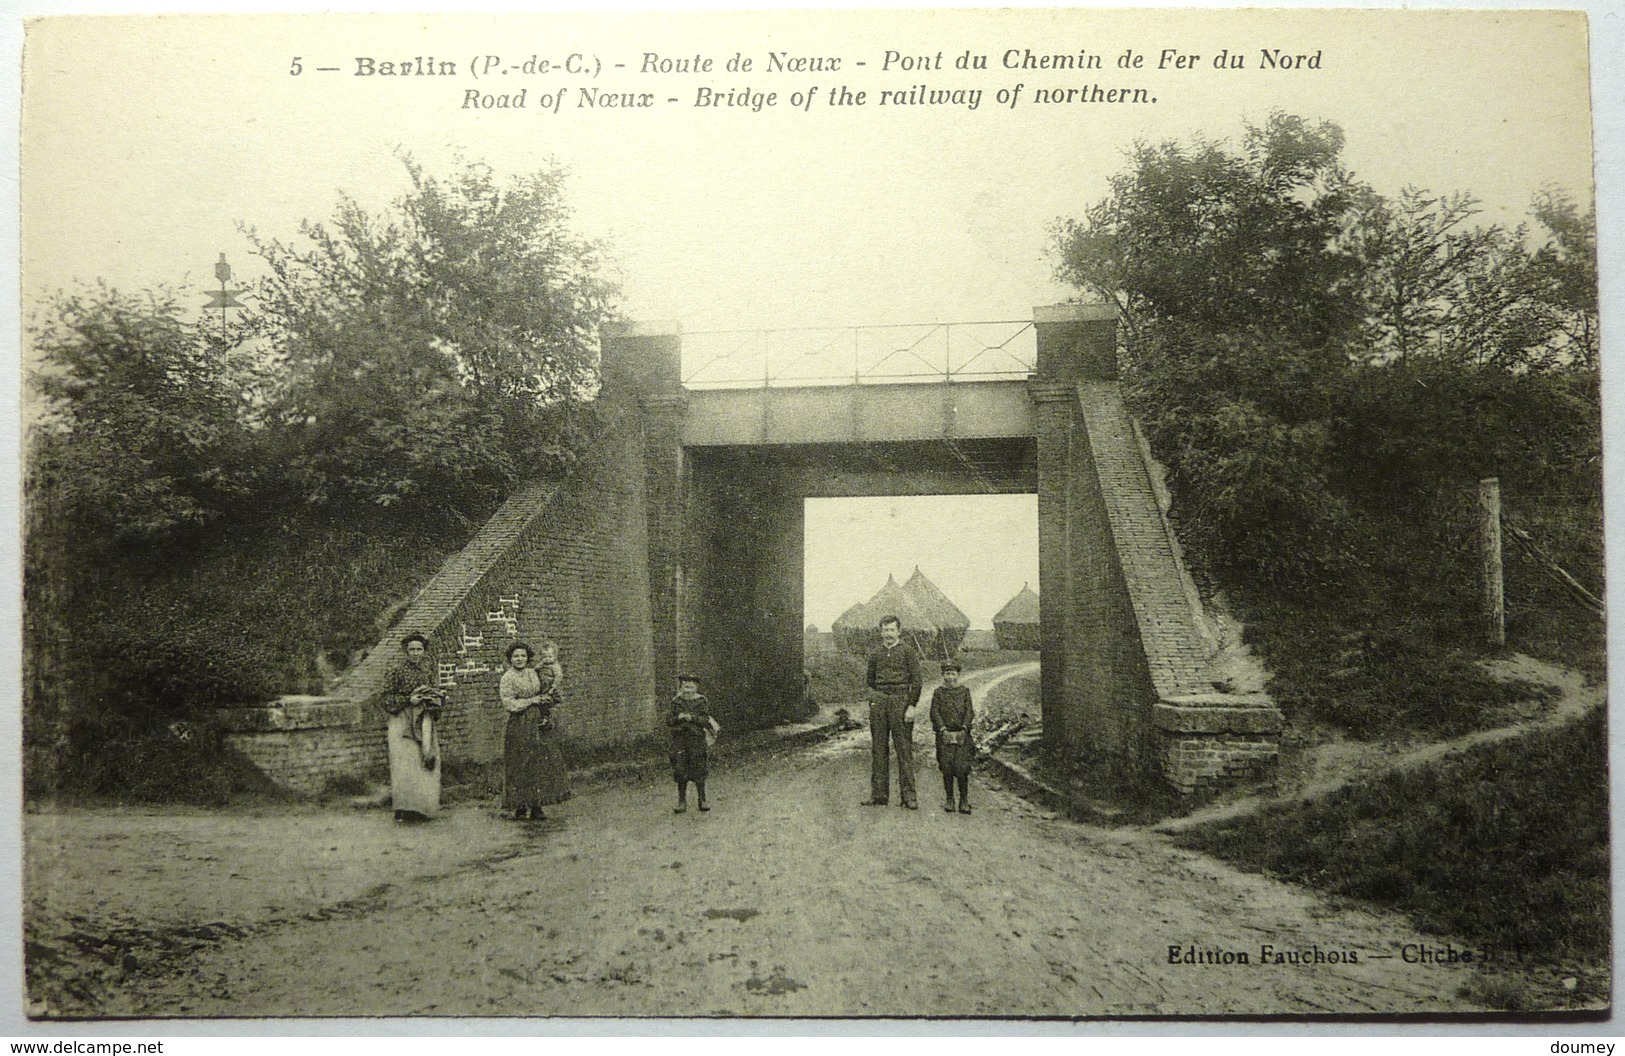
left=929, top=661, right=976, bottom=814
left=667, top=674, right=718, bottom=814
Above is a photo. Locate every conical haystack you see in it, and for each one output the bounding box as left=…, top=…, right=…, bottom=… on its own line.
left=902, top=566, right=970, bottom=657
left=833, top=574, right=940, bottom=656
left=993, top=583, right=1040, bottom=650
left=830, top=598, right=874, bottom=655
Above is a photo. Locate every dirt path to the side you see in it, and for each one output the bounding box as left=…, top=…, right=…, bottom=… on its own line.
left=28, top=715, right=1488, bottom=1019
left=1158, top=653, right=1604, bottom=835
left=962, top=660, right=1039, bottom=700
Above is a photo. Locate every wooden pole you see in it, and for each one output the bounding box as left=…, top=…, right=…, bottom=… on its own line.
left=1479, top=478, right=1505, bottom=646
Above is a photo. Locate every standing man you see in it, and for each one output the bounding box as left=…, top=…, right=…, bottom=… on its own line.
left=862, top=614, right=924, bottom=809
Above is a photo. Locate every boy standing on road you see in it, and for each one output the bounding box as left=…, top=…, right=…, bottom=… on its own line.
left=667, top=674, right=718, bottom=814
left=930, top=661, right=976, bottom=814
left=861, top=615, right=923, bottom=809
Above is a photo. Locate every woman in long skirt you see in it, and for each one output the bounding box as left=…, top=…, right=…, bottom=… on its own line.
left=380, top=633, right=447, bottom=822
left=499, top=640, right=571, bottom=820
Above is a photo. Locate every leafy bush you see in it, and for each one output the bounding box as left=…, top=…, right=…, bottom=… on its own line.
left=57, top=720, right=288, bottom=806
left=806, top=651, right=869, bottom=706
left=27, top=287, right=256, bottom=551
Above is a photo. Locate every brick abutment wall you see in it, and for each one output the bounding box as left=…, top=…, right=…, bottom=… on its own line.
left=1152, top=696, right=1284, bottom=793
left=1159, top=734, right=1282, bottom=794
left=215, top=698, right=385, bottom=797
left=1032, top=306, right=1282, bottom=792
left=217, top=390, right=661, bottom=792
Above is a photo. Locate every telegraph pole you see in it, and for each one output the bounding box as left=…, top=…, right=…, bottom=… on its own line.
left=1479, top=477, right=1505, bottom=646
left=203, top=253, right=244, bottom=339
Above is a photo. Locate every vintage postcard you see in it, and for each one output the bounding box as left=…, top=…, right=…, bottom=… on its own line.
left=12, top=3, right=1613, bottom=1027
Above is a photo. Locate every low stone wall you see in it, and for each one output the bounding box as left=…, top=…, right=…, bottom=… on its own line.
left=1153, top=693, right=1283, bottom=794
left=215, top=696, right=385, bottom=796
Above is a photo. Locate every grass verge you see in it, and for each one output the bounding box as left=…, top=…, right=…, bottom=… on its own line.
left=975, top=673, right=1039, bottom=731
left=1170, top=708, right=1609, bottom=961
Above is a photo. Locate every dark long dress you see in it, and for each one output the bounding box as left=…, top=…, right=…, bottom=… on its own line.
left=500, top=666, right=571, bottom=812
left=930, top=684, right=976, bottom=777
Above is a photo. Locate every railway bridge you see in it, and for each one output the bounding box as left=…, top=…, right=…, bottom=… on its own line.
left=610, top=304, right=1281, bottom=792
left=223, top=305, right=1281, bottom=795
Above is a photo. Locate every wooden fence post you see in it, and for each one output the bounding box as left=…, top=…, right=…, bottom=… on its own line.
left=1479, top=477, right=1505, bottom=646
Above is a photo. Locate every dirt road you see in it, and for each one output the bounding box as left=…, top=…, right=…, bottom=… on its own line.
left=27, top=697, right=1489, bottom=1018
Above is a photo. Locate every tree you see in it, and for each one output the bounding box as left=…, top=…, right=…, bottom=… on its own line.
left=25, top=285, right=261, bottom=789
left=24, top=157, right=625, bottom=795
left=28, top=285, right=252, bottom=550
left=1347, top=187, right=1582, bottom=371
left=1526, top=188, right=1600, bottom=370
left=1050, top=112, right=1603, bottom=736
left=1352, top=188, right=1489, bottom=364
left=1052, top=112, right=1366, bottom=360
left=1051, top=114, right=1374, bottom=594
left=249, top=154, right=619, bottom=522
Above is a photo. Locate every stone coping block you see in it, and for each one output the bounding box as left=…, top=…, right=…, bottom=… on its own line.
left=1153, top=693, right=1284, bottom=735
left=1025, top=378, right=1077, bottom=403
left=214, top=695, right=364, bottom=733
left=1034, top=303, right=1116, bottom=323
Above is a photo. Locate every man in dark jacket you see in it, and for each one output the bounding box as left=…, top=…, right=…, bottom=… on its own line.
left=862, top=615, right=923, bottom=809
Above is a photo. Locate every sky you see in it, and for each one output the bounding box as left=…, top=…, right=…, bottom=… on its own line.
left=19, top=7, right=1599, bottom=335
left=13, top=2, right=1611, bottom=656
left=804, top=495, right=1038, bottom=629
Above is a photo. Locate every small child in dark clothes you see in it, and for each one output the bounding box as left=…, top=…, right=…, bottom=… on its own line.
left=667, top=674, right=718, bottom=814
left=929, top=661, right=976, bottom=814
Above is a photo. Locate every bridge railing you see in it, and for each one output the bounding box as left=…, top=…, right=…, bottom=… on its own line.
left=679, top=320, right=1037, bottom=389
